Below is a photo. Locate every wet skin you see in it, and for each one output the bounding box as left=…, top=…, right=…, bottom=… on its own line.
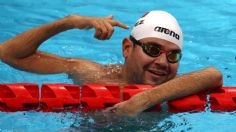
left=122, top=37, right=180, bottom=85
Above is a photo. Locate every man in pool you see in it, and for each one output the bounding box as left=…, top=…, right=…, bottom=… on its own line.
left=0, top=11, right=222, bottom=116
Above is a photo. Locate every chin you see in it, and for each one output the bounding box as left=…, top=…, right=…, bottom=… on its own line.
left=143, top=75, right=167, bottom=85
left=143, top=79, right=164, bottom=85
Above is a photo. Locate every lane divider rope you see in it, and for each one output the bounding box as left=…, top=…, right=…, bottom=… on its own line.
left=0, top=83, right=235, bottom=112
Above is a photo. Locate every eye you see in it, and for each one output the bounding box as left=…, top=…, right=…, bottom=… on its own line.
left=167, top=50, right=182, bottom=62
left=168, top=53, right=178, bottom=61
left=143, top=43, right=160, bottom=56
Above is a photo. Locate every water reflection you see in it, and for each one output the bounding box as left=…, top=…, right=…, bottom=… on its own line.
left=66, top=111, right=172, bottom=131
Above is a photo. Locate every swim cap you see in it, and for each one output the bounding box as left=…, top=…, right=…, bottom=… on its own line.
left=131, top=10, right=183, bottom=49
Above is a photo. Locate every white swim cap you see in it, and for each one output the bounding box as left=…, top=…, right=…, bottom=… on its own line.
left=131, top=10, right=183, bottom=49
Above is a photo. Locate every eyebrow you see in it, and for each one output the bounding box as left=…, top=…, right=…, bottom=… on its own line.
left=144, top=41, right=181, bottom=51
left=130, top=36, right=181, bottom=51
left=143, top=41, right=163, bottom=48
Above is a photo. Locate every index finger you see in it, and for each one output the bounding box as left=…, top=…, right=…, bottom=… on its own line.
left=110, top=20, right=129, bottom=29
left=103, top=106, right=117, bottom=113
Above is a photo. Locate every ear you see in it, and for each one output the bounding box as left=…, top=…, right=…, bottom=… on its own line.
left=122, top=37, right=133, bottom=58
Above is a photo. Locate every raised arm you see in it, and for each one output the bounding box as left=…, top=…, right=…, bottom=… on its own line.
left=107, top=67, right=222, bottom=116
left=0, top=15, right=129, bottom=74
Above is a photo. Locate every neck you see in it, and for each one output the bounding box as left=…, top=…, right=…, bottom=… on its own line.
left=103, top=64, right=127, bottom=85
left=121, top=63, right=136, bottom=84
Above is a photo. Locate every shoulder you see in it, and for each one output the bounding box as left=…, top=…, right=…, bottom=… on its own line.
left=67, top=58, right=123, bottom=84
left=67, top=58, right=104, bottom=74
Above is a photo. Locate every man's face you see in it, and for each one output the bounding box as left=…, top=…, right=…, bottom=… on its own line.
left=123, top=37, right=181, bottom=85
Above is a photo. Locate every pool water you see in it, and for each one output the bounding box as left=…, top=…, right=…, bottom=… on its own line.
left=0, top=0, right=236, bottom=131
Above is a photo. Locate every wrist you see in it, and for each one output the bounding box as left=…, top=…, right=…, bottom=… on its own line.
left=62, top=15, right=78, bottom=29
left=65, top=14, right=90, bottom=29
left=129, top=91, right=152, bottom=111
left=133, top=88, right=164, bottom=110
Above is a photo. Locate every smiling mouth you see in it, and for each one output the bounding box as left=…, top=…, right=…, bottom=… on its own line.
left=148, top=70, right=167, bottom=76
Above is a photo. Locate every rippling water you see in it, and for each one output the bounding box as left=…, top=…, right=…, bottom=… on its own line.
left=0, top=0, right=236, bottom=131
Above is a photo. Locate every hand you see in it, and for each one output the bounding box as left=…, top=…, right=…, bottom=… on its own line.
left=104, top=89, right=155, bottom=116
left=104, top=100, right=140, bottom=116
left=104, top=96, right=149, bottom=117
left=67, top=14, right=129, bottom=40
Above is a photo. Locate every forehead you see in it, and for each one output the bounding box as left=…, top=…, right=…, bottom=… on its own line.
left=139, top=37, right=181, bottom=50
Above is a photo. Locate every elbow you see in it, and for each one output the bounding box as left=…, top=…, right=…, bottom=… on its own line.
left=0, top=44, right=10, bottom=62
left=207, top=66, right=223, bottom=87
left=0, top=48, right=18, bottom=66
left=0, top=45, right=8, bottom=63
left=0, top=43, right=25, bottom=65
left=0, top=44, right=3, bottom=60
left=0, top=51, right=13, bottom=64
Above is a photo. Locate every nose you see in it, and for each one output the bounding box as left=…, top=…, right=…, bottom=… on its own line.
left=153, top=53, right=168, bottom=68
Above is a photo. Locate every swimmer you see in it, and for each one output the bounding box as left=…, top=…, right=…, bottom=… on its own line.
left=0, top=11, right=222, bottom=116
